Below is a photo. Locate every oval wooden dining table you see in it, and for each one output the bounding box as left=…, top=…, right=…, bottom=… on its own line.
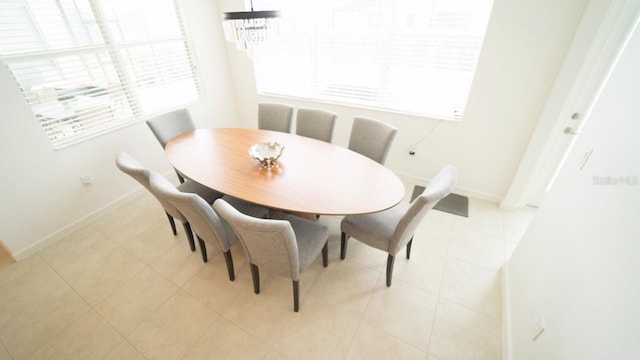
left=164, top=128, right=405, bottom=216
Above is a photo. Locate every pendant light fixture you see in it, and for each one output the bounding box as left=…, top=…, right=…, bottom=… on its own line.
left=223, top=0, right=280, bottom=58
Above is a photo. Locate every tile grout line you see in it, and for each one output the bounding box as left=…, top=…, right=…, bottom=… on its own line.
left=399, top=197, right=453, bottom=358
left=98, top=265, right=180, bottom=339
left=435, top=294, right=503, bottom=322
left=444, top=252, right=503, bottom=272
left=177, top=315, right=223, bottom=360
left=173, top=253, right=229, bottom=357
left=425, top=246, right=451, bottom=358
left=43, top=244, right=157, bottom=358
left=439, top=215, right=506, bottom=321
left=426, top=296, right=443, bottom=359
left=23, top=254, right=96, bottom=358
left=0, top=339, right=10, bottom=360
left=339, top=270, right=384, bottom=360
left=37, top=215, right=177, bottom=359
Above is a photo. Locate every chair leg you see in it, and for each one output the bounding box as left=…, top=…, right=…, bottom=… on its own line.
left=386, top=254, right=395, bottom=287
left=340, top=232, right=349, bottom=260
left=166, top=212, right=177, bottom=236
left=406, top=237, right=413, bottom=259
left=176, top=170, right=185, bottom=184
left=183, top=222, right=196, bottom=252
left=293, top=280, right=300, bottom=312
left=223, top=250, right=235, bottom=281
left=322, top=241, right=328, bottom=267
left=250, top=264, right=260, bottom=294
left=197, top=236, right=208, bottom=263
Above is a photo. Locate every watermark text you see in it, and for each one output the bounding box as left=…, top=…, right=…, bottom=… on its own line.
left=592, top=175, right=638, bottom=186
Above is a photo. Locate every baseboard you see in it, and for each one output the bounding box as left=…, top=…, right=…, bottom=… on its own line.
left=394, top=171, right=503, bottom=204
left=0, top=240, right=15, bottom=262
left=502, top=262, right=513, bottom=360
left=12, top=187, right=145, bottom=261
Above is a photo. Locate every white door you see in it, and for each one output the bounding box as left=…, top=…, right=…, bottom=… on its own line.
left=501, top=0, right=640, bottom=208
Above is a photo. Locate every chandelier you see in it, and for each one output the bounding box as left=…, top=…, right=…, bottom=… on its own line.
left=223, top=0, right=280, bottom=58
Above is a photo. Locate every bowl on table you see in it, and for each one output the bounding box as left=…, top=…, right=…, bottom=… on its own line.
left=249, top=141, right=284, bottom=167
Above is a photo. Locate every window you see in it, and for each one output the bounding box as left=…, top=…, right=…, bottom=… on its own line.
left=252, top=0, right=493, bottom=120
left=0, top=0, right=201, bottom=149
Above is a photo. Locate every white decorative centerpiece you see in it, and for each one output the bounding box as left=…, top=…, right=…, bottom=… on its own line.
left=249, top=141, right=284, bottom=167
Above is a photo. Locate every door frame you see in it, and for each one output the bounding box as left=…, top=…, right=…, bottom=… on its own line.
left=501, top=0, right=640, bottom=209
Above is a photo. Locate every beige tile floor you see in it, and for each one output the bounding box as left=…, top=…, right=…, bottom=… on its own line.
left=0, top=184, right=534, bottom=360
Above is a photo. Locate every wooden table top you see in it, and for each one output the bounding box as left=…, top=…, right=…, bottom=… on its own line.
left=165, top=128, right=405, bottom=216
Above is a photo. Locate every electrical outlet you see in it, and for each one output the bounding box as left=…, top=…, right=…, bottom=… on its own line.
left=80, top=175, right=93, bottom=186
left=533, top=316, right=545, bottom=341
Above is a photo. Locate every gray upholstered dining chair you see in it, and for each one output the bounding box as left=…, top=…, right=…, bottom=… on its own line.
left=295, top=108, right=337, bottom=143
left=115, top=152, right=223, bottom=256
left=146, top=108, right=196, bottom=183
left=348, top=117, right=397, bottom=165
left=149, top=173, right=269, bottom=280
left=340, top=165, right=457, bottom=287
left=258, top=103, right=294, bottom=133
left=214, top=198, right=329, bottom=312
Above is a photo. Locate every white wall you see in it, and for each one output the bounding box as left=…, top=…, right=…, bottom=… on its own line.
left=0, top=0, right=240, bottom=258
left=507, top=18, right=640, bottom=360
left=219, top=0, right=588, bottom=201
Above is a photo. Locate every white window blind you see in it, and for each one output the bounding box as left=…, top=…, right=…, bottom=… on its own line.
left=253, top=0, right=493, bottom=120
left=0, top=0, right=201, bottom=149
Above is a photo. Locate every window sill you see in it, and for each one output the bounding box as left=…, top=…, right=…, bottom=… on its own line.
left=257, top=92, right=464, bottom=123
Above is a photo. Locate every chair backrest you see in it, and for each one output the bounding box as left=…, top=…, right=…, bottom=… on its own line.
left=146, top=108, right=196, bottom=148
left=295, top=108, right=337, bottom=143
left=115, top=152, right=185, bottom=222
left=258, top=103, right=294, bottom=133
left=348, top=117, right=397, bottom=164
left=390, top=165, right=457, bottom=254
left=149, top=172, right=234, bottom=251
left=213, top=198, right=301, bottom=280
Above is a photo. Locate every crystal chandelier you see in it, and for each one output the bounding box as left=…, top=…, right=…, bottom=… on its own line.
left=223, top=0, right=280, bottom=58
